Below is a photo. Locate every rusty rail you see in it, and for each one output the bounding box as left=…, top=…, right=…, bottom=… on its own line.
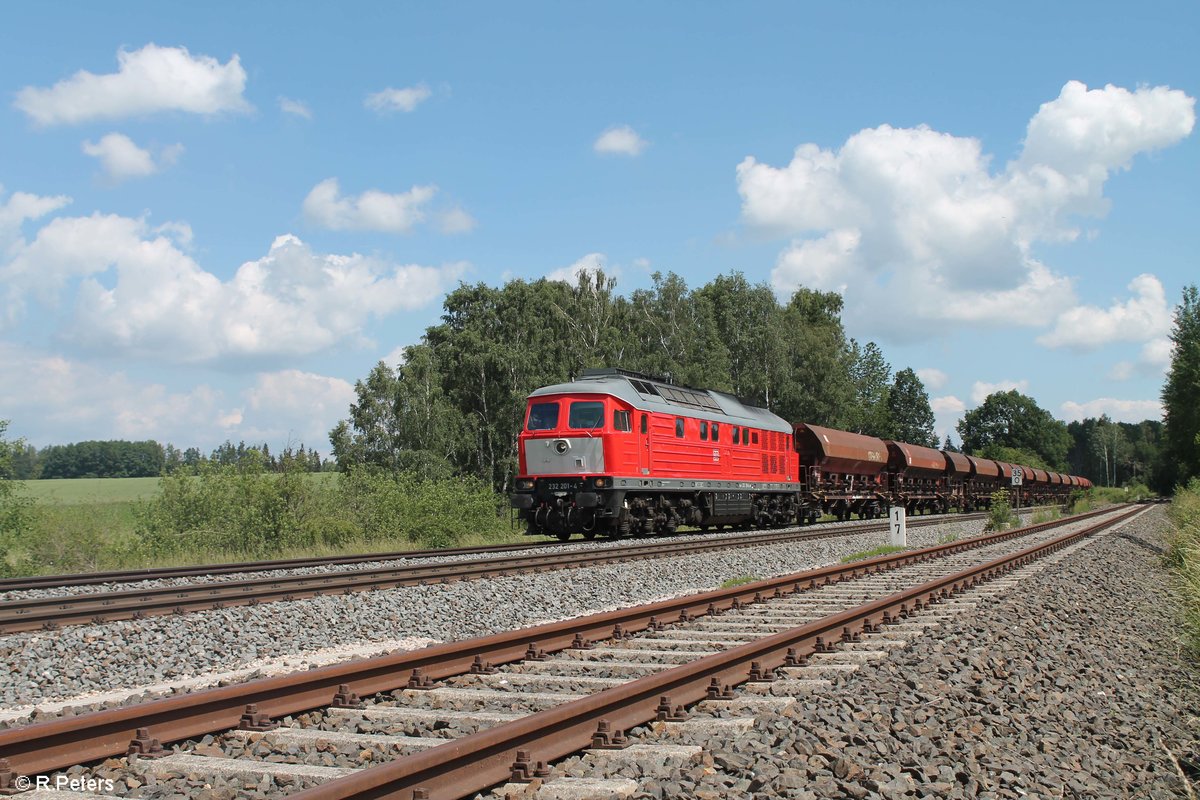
left=0, top=512, right=998, bottom=633
left=0, top=505, right=1128, bottom=777
left=295, top=504, right=1146, bottom=800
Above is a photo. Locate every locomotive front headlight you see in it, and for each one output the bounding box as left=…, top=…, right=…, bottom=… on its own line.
left=594, top=477, right=607, bottom=488
left=516, top=479, right=534, bottom=490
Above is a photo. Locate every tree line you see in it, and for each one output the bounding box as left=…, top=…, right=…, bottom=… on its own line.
left=330, top=269, right=939, bottom=492
left=8, top=438, right=333, bottom=480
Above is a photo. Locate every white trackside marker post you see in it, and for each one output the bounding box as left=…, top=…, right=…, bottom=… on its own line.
left=889, top=506, right=906, bottom=546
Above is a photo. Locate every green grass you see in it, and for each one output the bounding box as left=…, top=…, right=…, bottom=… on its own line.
left=1166, top=480, right=1200, bottom=656
left=720, top=574, right=760, bottom=588
left=3, top=470, right=517, bottom=577
left=21, top=476, right=162, bottom=504
left=21, top=473, right=339, bottom=505
left=841, top=544, right=906, bottom=563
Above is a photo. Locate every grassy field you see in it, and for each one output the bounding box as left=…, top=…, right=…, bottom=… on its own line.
left=21, top=476, right=164, bottom=504
left=5, top=472, right=521, bottom=575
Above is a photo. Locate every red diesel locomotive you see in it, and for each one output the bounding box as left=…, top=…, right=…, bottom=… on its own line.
left=510, top=368, right=1091, bottom=539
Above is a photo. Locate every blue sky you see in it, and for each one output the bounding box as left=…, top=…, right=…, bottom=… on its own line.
left=1, top=2, right=1196, bottom=453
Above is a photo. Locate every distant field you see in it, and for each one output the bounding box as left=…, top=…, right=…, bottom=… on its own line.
left=22, top=473, right=339, bottom=505
left=22, top=477, right=162, bottom=504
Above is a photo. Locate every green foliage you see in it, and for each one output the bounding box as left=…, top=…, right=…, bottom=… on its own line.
left=720, top=574, right=760, bottom=588
left=841, top=544, right=906, bottom=562
left=844, top=340, right=893, bottom=437
left=38, top=440, right=165, bottom=479
left=937, top=532, right=959, bottom=544
left=0, top=420, right=36, bottom=576
left=331, top=270, right=886, bottom=492
left=888, top=368, right=937, bottom=447
left=1165, top=479, right=1200, bottom=654
left=1031, top=505, right=1061, bottom=524
left=135, top=457, right=507, bottom=562
left=1163, top=285, right=1200, bottom=486
left=1067, top=417, right=1166, bottom=491
left=957, top=390, right=1072, bottom=470
left=979, top=445, right=1050, bottom=471
left=985, top=490, right=1015, bottom=531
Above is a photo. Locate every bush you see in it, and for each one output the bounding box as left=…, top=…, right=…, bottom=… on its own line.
left=985, top=490, right=1015, bottom=531
left=1166, top=479, right=1200, bottom=655
left=1031, top=505, right=1061, bottom=524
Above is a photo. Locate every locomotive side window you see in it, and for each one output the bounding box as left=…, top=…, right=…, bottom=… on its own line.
left=700, top=421, right=709, bottom=441
left=675, top=418, right=684, bottom=437
left=527, top=402, right=560, bottom=431
left=613, top=410, right=631, bottom=432
left=641, top=414, right=648, bottom=434
left=568, top=401, right=605, bottom=429
left=712, top=423, right=720, bottom=442
left=752, top=431, right=759, bottom=445
left=733, top=427, right=740, bottom=445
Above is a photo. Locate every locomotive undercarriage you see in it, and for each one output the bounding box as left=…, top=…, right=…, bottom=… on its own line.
left=519, top=488, right=800, bottom=541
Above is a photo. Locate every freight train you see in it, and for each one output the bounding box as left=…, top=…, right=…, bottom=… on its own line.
left=509, top=368, right=1091, bottom=540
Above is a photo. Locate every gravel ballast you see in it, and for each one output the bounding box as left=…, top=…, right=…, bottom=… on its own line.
left=593, top=506, right=1199, bottom=799
left=0, top=513, right=1003, bottom=714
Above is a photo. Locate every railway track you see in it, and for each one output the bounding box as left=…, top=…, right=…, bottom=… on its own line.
left=0, top=504, right=1142, bottom=800
left=0, top=509, right=994, bottom=595
left=0, top=511, right=1001, bottom=634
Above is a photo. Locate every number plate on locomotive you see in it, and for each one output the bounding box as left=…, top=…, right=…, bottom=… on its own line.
left=542, top=480, right=581, bottom=492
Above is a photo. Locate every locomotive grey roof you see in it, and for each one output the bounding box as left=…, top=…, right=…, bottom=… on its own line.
left=529, top=368, right=792, bottom=432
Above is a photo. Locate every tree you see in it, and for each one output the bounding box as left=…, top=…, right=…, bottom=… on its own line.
left=957, top=390, right=1071, bottom=470
left=845, top=341, right=893, bottom=437
left=1089, top=416, right=1129, bottom=487
left=1, top=421, right=34, bottom=573
left=888, top=368, right=937, bottom=446
left=775, top=289, right=856, bottom=428
left=943, top=435, right=959, bottom=453
left=1163, top=284, right=1200, bottom=485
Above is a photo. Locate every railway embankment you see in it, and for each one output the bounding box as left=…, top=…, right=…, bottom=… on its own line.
left=566, top=505, right=1196, bottom=798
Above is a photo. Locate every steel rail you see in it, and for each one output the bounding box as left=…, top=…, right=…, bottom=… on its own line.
left=0, top=504, right=1126, bottom=776
left=0, top=511, right=994, bottom=594
left=294, top=504, right=1145, bottom=800
left=0, top=512, right=996, bottom=634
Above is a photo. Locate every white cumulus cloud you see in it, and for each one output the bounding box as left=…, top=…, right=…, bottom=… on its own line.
left=14, top=44, right=251, bottom=126
left=547, top=253, right=610, bottom=284
left=0, top=341, right=224, bottom=442
left=739, top=80, right=1195, bottom=339
left=930, top=395, right=967, bottom=445
left=82, top=133, right=183, bottom=182
left=1060, top=398, right=1164, bottom=423
left=0, top=186, right=71, bottom=255
left=916, top=368, right=949, bottom=391
left=365, top=84, right=431, bottom=113
left=594, top=125, right=648, bottom=156
left=279, top=97, right=312, bottom=119
left=437, top=207, right=477, bottom=234
left=303, top=178, right=437, bottom=234
left=0, top=217, right=465, bottom=363
left=1037, top=273, right=1172, bottom=350
left=243, top=369, right=356, bottom=445
left=970, top=379, right=1029, bottom=406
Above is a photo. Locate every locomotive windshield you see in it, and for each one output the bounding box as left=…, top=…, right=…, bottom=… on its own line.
left=568, top=401, right=605, bottom=429
left=526, top=402, right=560, bottom=431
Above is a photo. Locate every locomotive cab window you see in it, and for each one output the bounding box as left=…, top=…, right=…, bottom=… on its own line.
left=675, top=418, right=684, bottom=438
left=527, top=402, right=560, bottom=431
left=641, top=414, right=648, bottom=434
left=613, top=410, right=632, bottom=432
left=568, top=401, right=605, bottom=429
left=700, top=421, right=709, bottom=441
left=711, top=423, right=720, bottom=442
